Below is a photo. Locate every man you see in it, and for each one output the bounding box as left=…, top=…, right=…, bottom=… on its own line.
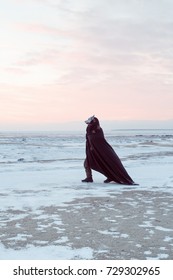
left=82, top=115, right=137, bottom=185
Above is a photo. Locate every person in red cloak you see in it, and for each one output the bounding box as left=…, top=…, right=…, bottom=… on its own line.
left=82, top=115, right=137, bottom=185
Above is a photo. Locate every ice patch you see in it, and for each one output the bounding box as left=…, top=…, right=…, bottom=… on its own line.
left=120, top=234, right=129, bottom=238
left=0, top=244, right=93, bottom=260
left=164, top=236, right=173, bottom=242
left=136, top=244, right=142, bottom=248
left=155, top=226, right=173, bottom=232
left=144, top=251, right=152, bottom=255
left=138, top=221, right=153, bottom=228
left=146, top=254, right=169, bottom=260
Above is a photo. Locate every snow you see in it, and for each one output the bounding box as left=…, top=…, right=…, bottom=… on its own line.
left=0, top=129, right=173, bottom=259
left=0, top=244, right=93, bottom=260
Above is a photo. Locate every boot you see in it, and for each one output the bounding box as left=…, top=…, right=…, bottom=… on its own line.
left=82, top=177, right=93, bottom=183
left=104, top=178, right=112, bottom=183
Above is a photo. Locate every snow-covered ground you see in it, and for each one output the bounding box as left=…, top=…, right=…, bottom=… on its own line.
left=0, top=129, right=173, bottom=259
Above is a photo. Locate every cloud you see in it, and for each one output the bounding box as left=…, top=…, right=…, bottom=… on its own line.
left=1, top=0, right=173, bottom=126
left=16, top=22, right=77, bottom=38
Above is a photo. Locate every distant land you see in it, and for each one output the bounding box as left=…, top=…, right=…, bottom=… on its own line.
left=0, top=119, right=173, bottom=131
left=45, top=119, right=173, bottom=131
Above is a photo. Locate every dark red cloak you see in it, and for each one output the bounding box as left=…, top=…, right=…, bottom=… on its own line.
left=86, top=126, right=135, bottom=185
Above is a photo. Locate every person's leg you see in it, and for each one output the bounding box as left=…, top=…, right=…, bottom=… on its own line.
left=82, top=159, right=93, bottom=182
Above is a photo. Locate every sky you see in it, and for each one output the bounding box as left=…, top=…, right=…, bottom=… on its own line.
left=1, top=0, right=173, bottom=130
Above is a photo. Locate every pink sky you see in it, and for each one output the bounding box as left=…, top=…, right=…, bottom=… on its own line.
left=1, top=0, right=173, bottom=130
